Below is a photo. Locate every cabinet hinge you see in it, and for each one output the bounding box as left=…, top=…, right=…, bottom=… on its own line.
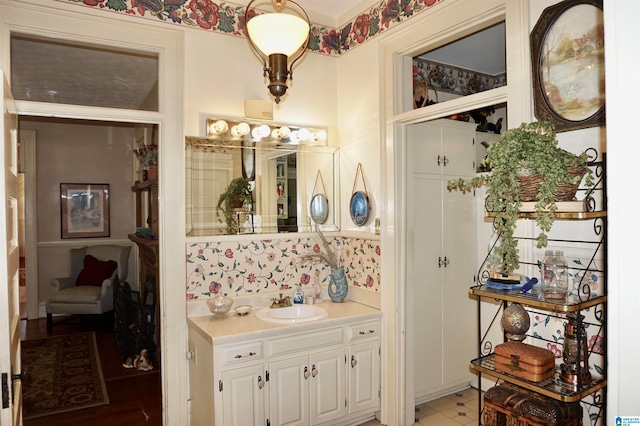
left=267, top=419, right=270, bottom=426
left=345, top=398, right=347, bottom=408
left=266, top=370, right=270, bottom=381
left=218, top=380, right=223, bottom=392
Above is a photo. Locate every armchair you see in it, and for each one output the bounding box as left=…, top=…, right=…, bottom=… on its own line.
left=46, top=244, right=132, bottom=335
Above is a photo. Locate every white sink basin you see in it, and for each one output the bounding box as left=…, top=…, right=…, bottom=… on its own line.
left=255, top=305, right=328, bottom=324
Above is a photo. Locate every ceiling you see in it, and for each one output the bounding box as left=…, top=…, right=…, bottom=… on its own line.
left=294, top=0, right=364, bottom=20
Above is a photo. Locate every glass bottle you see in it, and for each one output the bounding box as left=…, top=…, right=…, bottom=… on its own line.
left=542, top=250, right=568, bottom=300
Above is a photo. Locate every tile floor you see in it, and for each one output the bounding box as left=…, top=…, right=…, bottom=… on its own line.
left=358, top=387, right=483, bottom=425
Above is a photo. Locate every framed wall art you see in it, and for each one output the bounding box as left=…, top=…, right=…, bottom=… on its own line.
left=60, top=183, right=110, bottom=239
left=530, top=0, right=604, bottom=132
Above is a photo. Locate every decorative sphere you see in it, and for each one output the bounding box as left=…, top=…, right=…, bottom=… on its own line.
left=501, top=303, right=530, bottom=341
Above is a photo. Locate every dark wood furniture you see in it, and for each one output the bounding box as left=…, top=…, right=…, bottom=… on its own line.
left=128, top=180, right=160, bottom=350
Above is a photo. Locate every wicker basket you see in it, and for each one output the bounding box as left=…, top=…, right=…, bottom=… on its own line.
left=517, top=165, right=586, bottom=202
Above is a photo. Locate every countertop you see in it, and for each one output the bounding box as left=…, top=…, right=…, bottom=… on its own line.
left=188, top=300, right=382, bottom=345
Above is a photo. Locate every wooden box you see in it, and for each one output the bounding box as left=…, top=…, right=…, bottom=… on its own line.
left=494, top=342, right=556, bottom=382
left=483, top=384, right=582, bottom=426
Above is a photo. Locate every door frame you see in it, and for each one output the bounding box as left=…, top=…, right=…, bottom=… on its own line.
left=0, top=4, right=186, bottom=423
left=378, top=0, right=531, bottom=423
left=20, top=130, right=37, bottom=320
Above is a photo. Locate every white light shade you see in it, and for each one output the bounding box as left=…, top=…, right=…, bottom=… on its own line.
left=247, top=13, right=309, bottom=56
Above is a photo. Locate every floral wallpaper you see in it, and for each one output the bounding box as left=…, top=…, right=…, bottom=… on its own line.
left=59, top=0, right=444, bottom=57
left=186, top=235, right=380, bottom=299
left=413, top=57, right=507, bottom=97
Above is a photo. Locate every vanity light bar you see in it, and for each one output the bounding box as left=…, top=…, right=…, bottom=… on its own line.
left=205, top=118, right=327, bottom=146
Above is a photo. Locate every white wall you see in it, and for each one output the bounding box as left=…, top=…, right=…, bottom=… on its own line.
left=337, top=40, right=382, bottom=234
left=20, top=119, right=138, bottom=303
left=603, top=0, right=640, bottom=420
left=182, top=31, right=339, bottom=141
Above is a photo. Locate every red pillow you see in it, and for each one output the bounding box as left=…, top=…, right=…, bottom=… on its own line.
left=76, top=255, right=117, bottom=287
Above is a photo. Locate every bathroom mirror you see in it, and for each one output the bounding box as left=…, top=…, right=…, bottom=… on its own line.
left=185, top=120, right=339, bottom=236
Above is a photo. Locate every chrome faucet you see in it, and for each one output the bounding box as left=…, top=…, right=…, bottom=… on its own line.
left=270, top=293, right=292, bottom=309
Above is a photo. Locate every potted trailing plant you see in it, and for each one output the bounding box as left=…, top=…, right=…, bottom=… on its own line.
left=133, top=144, right=158, bottom=180
left=216, top=177, right=253, bottom=234
left=447, top=121, right=593, bottom=274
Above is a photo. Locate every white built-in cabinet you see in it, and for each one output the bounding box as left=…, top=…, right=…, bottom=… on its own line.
left=188, top=318, right=380, bottom=426
left=406, top=119, right=477, bottom=401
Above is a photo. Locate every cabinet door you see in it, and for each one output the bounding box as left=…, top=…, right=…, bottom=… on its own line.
left=442, top=183, right=477, bottom=386
left=269, top=356, right=310, bottom=426
left=441, top=123, right=475, bottom=176
left=221, top=364, right=267, bottom=426
left=309, top=348, right=346, bottom=424
left=406, top=121, right=443, bottom=175
left=348, top=340, right=380, bottom=414
left=409, top=175, right=445, bottom=397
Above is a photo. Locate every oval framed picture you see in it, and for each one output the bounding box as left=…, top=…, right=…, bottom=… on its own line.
left=349, top=191, right=370, bottom=226
left=530, top=0, right=604, bottom=132
left=309, top=193, right=329, bottom=224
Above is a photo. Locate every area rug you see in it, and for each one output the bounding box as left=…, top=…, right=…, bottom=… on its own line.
left=22, top=332, right=109, bottom=419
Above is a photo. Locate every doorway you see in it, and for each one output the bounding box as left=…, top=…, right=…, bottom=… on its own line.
left=2, top=5, right=186, bottom=418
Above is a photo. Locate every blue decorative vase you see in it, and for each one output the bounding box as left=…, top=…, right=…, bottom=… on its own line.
left=328, top=267, right=348, bottom=303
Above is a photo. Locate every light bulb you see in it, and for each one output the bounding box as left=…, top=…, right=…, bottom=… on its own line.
left=279, top=126, right=291, bottom=138
left=314, top=130, right=327, bottom=142
left=298, top=128, right=310, bottom=141
left=271, top=129, right=282, bottom=140
left=212, top=120, right=228, bottom=135
left=259, top=124, right=270, bottom=137
left=231, top=125, right=242, bottom=137
left=251, top=126, right=263, bottom=139
left=237, top=122, right=250, bottom=135
left=289, top=130, right=300, bottom=144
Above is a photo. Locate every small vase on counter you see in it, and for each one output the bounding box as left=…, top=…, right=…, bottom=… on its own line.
left=328, top=266, right=348, bottom=303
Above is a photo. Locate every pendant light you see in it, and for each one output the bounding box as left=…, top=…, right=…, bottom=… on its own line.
left=245, top=0, right=310, bottom=104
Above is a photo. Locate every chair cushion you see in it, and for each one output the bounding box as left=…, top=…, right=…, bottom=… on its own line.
left=76, top=254, right=117, bottom=286
left=49, top=285, right=102, bottom=304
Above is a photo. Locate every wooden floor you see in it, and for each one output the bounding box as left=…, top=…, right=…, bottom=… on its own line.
left=20, top=317, right=163, bottom=426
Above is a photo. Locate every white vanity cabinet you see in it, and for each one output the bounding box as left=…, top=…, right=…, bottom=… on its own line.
left=187, top=303, right=381, bottom=426
left=267, top=326, right=346, bottom=426
left=346, top=320, right=380, bottom=415
left=269, top=347, right=346, bottom=426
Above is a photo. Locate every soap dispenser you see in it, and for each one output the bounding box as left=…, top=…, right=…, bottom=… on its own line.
left=293, top=284, right=304, bottom=304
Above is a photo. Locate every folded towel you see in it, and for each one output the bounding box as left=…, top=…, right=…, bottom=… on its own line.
left=485, top=275, right=531, bottom=290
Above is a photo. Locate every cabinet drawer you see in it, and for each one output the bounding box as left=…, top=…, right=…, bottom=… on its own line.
left=347, top=320, right=379, bottom=342
left=268, top=327, right=344, bottom=358
left=220, top=341, right=263, bottom=367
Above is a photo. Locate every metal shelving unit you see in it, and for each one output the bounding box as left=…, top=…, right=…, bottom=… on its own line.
left=471, top=156, right=607, bottom=425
